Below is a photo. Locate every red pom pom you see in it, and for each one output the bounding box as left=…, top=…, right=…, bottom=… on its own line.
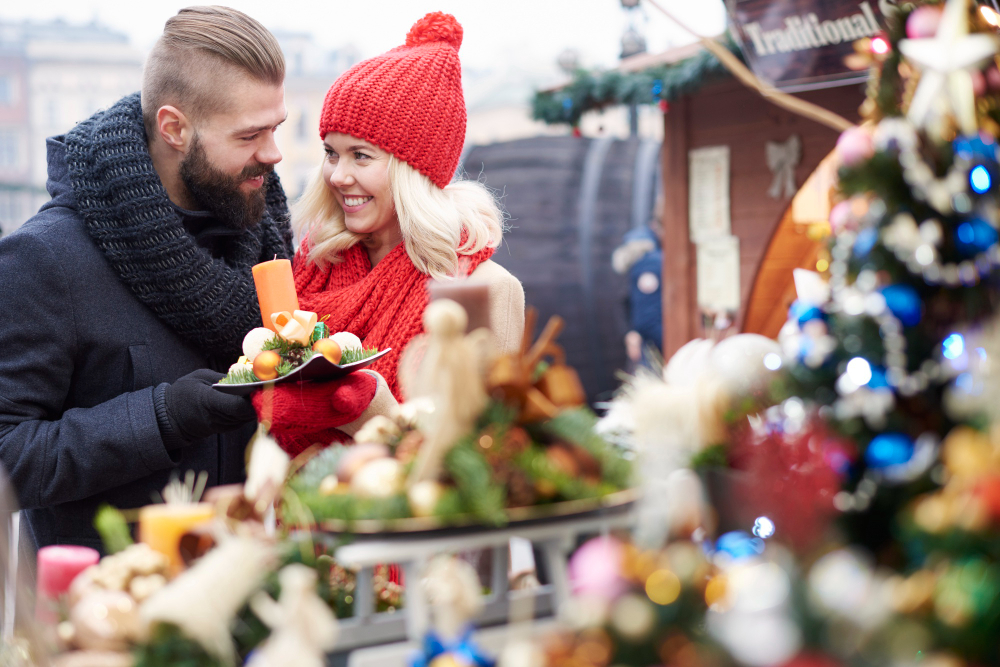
left=405, top=12, right=463, bottom=50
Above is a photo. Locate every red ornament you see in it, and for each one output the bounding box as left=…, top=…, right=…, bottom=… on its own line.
left=728, top=418, right=840, bottom=552
left=658, top=99, right=670, bottom=113
left=572, top=126, right=582, bottom=138
left=780, top=653, right=843, bottom=667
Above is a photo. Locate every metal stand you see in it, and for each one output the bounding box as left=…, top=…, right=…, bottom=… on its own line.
left=329, top=506, right=634, bottom=658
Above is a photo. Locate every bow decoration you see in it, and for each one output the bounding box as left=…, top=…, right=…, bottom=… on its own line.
left=270, top=310, right=318, bottom=346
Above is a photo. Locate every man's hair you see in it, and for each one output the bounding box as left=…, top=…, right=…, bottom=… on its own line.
left=141, top=6, right=284, bottom=136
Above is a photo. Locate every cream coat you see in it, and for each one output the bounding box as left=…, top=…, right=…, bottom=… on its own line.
left=342, top=259, right=525, bottom=436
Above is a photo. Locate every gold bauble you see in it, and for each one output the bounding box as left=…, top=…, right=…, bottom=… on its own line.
left=429, top=654, right=469, bottom=667
left=312, top=338, right=342, bottom=365
left=252, top=350, right=281, bottom=381
left=943, top=426, right=993, bottom=481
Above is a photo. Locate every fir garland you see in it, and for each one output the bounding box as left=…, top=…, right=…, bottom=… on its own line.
left=532, top=39, right=739, bottom=127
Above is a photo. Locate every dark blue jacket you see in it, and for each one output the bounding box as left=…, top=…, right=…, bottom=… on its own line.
left=0, top=137, right=253, bottom=551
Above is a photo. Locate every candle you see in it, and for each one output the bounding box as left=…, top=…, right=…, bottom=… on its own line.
left=138, top=503, right=215, bottom=576
left=36, top=545, right=99, bottom=621
left=252, top=259, right=300, bottom=331
left=428, top=280, right=491, bottom=333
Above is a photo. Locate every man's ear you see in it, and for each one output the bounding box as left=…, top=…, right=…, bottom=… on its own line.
left=155, top=105, right=194, bottom=153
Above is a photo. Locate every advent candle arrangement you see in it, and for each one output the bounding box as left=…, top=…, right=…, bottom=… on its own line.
left=428, top=280, right=491, bottom=333
left=252, top=258, right=299, bottom=331
left=138, top=503, right=214, bottom=576
left=36, top=545, right=99, bottom=621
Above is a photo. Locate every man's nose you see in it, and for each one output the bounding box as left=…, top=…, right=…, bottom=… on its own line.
left=256, top=131, right=282, bottom=165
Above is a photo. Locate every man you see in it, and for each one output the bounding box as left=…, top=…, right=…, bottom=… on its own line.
left=0, top=6, right=292, bottom=550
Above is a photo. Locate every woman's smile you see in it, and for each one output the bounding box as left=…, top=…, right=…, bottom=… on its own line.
left=342, top=195, right=374, bottom=211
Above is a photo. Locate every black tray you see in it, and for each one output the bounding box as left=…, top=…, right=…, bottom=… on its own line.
left=213, top=348, right=391, bottom=396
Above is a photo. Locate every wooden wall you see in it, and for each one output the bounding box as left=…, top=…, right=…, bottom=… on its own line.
left=661, top=78, right=864, bottom=357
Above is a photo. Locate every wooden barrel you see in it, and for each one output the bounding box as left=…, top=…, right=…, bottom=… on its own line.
left=460, top=136, right=662, bottom=404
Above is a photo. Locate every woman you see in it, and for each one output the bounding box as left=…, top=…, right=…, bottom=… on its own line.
left=255, top=12, right=525, bottom=455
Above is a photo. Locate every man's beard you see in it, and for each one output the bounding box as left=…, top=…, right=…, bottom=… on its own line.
left=179, top=135, right=273, bottom=231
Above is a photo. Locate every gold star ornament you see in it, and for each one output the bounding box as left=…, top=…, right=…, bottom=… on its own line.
left=899, top=0, right=999, bottom=136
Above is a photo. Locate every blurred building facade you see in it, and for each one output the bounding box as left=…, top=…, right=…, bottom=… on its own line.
left=0, top=19, right=143, bottom=234
left=0, top=17, right=627, bottom=235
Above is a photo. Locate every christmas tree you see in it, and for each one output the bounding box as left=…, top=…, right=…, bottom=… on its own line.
left=536, top=2, right=1000, bottom=666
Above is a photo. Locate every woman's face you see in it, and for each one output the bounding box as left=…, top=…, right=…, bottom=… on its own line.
left=322, top=132, right=398, bottom=237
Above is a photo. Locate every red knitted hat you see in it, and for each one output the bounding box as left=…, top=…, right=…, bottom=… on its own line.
left=318, top=12, right=466, bottom=190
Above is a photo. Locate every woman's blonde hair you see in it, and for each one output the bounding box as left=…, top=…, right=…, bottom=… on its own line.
left=293, top=156, right=504, bottom=280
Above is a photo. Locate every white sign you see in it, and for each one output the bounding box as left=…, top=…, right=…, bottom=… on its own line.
left=688, top=146, right=731, bottom=243
left=697, top=236, right=741, bottom=313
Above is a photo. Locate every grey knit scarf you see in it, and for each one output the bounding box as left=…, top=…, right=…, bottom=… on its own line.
left=63, top=92, right=293, bottom=359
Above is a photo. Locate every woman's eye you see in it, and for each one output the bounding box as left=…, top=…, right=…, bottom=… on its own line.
left=354, top=151, right=371, bottom=160
left=324, top=149, right=337, bottom=160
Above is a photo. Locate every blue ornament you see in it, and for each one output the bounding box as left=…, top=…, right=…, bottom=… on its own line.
left=652, top=79, right=663, bottom=96
left=788, top=300, right=824, bottom=325
left=880, top=284, right=922, bottom=326
left=409, top=627, right=495, bottom=667
left=866, top=432, right=915, bottom=469
left=867, top=365, right=889, bottom=388
left=954, top=134, right=999, bottom=163
left=561, top=97, right=573, bottom=111
left=853, top=227, right=879, bottom=257
left=955, top=218, right=998, bottom=255
left=715, top=531, right=765, bottom=560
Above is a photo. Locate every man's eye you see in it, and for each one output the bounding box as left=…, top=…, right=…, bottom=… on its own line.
left=242, top=134, right=259, bottom=142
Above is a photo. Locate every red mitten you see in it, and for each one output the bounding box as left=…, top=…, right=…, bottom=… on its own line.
left=251, top=372, right=378, bottom=456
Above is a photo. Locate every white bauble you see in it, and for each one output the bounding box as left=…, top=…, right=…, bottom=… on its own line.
left=242, top=327, right=275, bottom=361
left=330, top=331, right=363, bottom=352
left=407, top=480, right=445, bottom=517
left=663, top=338, right=714, bottom=387
left=350, top=457, right=403, bottom=499
left=708, top=334, right=781, bottom=397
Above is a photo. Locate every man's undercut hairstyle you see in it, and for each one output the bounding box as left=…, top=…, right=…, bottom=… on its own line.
left=141, top=5, right=285, bottom=136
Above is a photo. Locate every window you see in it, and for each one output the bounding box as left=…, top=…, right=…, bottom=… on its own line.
left=0, top=130, right=18, bottom=169
left=0, top=77, right=14, bottom=107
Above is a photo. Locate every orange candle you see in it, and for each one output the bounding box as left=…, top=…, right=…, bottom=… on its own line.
left=139, top=503, right=215, bottom=576
left=252, top=259, right=300, bottom=331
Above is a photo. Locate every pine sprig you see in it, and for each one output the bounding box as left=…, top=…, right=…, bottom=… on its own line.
left=543, top=407, right=632, bottom=489
left=219, top=366, right=258, bottom=385
left=339, top=346, right=380, bottom=365
left=133, top=623, right=223, bottom=667
left=94, top=504, right=134, bottom=554
left=261, top=335, right=306, bottom=356
left=444, top=440, right=507, bottom=526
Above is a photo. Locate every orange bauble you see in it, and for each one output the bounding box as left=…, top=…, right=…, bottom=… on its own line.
left=313, top=338, right=343, bottom=365
left=252, top=350, right=281, bottom=381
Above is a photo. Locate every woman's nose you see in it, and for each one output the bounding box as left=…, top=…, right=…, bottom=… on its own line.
left=329, top=163, right=355, bottom=187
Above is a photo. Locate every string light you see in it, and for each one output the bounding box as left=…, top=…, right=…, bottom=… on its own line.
left=870, top=36, right=890, bottom=55
left=942, top=333, right=965, bottom=360
left=970, top=165, right=992, bottom=194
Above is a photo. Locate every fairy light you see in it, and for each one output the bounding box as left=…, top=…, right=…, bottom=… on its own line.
left=982, top=5, right=1000, bottom=27
left=870, top=36, right=890, bottom=55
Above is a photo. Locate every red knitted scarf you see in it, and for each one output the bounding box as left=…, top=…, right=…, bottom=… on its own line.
left=294, top=240, right=494, bottom=400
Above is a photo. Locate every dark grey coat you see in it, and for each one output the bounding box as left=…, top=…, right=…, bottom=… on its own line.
left=0, top=137, right=267, bottom=551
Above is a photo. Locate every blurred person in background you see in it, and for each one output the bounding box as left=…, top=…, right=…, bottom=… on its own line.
left=252, top=12, right=525, bottom=456
left=0, top=6, right=299, bottom=551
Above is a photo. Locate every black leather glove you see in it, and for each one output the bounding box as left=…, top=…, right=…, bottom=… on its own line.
left=153, top=369, right=256, bottom=449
